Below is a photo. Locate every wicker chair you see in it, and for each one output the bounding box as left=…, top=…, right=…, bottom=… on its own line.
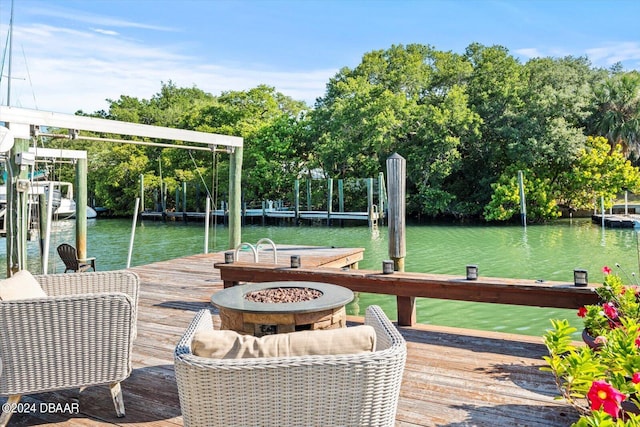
left=174, top=305, right=407, bottom=427
left=0, top=270, right=139, bottom=427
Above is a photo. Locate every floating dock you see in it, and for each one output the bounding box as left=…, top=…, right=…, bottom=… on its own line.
left=592, top=214, right=640, bottom=228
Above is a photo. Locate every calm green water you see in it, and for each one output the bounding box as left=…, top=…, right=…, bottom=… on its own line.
left=6, top=217, right=640, bottom=337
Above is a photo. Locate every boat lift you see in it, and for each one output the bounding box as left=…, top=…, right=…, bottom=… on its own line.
left=0, top=106, right=244, bottom=276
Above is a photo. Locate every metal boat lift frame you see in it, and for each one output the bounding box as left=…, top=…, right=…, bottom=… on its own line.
left=0, top=106, right=244, bottom=276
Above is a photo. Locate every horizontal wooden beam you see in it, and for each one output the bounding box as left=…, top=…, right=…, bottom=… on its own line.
left=214, top=262, right=600, bottom=310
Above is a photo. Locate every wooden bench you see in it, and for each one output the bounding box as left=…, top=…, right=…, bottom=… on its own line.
left=214, top=262, right=600, bottom=326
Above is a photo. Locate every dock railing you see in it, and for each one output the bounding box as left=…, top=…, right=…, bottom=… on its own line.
left=213, top=261, right=600, bottom=326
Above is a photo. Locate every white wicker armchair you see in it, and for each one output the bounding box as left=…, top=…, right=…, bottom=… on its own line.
left=0, top=270, right=139, bottom=427
left=174, top=305, right=407, bottom=427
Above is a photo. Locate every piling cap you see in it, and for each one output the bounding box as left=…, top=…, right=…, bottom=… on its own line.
left=387, top=152, right=405, bottom=160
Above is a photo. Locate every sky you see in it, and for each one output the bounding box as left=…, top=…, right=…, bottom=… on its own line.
left=0, top=0, right=639, bottom=115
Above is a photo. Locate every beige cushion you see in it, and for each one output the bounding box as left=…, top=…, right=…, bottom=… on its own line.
left=0, top=270, right=46, bottom=301
left=193, top=325, right=377, bottom=359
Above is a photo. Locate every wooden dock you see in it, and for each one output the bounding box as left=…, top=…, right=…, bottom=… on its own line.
left=140, top=209, right=381, bottom=225
left=592, top=213, right=640, bottom=228
left=2, top=247, right=579, bottom=426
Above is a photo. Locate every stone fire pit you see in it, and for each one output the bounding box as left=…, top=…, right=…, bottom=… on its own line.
left=211, top=281, right=354, bottom=336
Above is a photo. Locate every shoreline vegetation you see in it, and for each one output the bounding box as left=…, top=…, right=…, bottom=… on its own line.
left=22, top=43, right=638, bottom=226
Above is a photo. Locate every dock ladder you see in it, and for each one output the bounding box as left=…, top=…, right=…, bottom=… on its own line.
left=234, top=238, right=278, bottom=264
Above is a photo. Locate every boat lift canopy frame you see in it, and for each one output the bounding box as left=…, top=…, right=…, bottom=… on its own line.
left=0, top=106, right=244, bottom=275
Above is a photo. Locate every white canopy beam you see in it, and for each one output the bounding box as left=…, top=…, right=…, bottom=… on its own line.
left=0, top=106, right=243, bottom=148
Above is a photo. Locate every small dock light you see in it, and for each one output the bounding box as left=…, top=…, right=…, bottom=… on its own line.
left=290, top=255, right=301, bottom=268
left=382, top=260, right=395, bottom=274
left=574, top=269, right=588, bottom=287
left=224, top=251, right=235, bottom=264
left=466, top=265, right=478, bottom=280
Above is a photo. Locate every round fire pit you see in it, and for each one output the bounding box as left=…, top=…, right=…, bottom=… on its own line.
left=211, top=281, right=354, bottom=336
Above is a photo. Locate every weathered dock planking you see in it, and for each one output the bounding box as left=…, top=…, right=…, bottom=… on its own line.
left=2, top=247, right=579, bottom=426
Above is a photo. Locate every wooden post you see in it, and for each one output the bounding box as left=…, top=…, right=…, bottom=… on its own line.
left=518, top=170, right=526, bottom=227
left=367, top=177, right=374, bottom=228
left=139, top=174, right=145, bottom=213
left=387, top=153, right=413, bottom=326
left=327, top=178, right=333, bottom=226
left=182, top=181, right=188, bottom=222
left=182, top=182, right=187, bottom=212
left=161, top=182, right=167, bottom=222
left=306, top=179, right=312, bottom=211
left=6, top=137, right=29, bottom=275
left=294, top=179, right=300, bottom=220
left=75, top=157, right=88, bottom=261
left=378, top=172, right=385, bottom=223
left=338, top=179, right=344, bottom=212
left=229, top=146, right=243, bottom=250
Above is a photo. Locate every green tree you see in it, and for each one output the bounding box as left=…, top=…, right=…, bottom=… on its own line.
left=590, top=71, right=640, bottom=158
left=311, top=44, right=480, bottom=216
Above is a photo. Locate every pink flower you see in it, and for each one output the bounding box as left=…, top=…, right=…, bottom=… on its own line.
left=633, top=373, right=640, bottom=384
left=603, top=266, right=612, bottom=275
left=603, top=302, right=619, bottom=319
left=587, top=380, right=626, bottom=418
left=636, top=336, right=640, bottom=348
left=578, top=306, right=587, bottom=318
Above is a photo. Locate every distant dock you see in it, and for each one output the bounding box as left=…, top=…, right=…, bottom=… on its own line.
left=140, top=207, right=382, bottom=226
left=592, top=213, right=640, bottom=228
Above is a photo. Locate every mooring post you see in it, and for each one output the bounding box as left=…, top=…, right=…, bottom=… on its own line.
left=327, top=178, right=333, bottom=226
left=518, top=170, right=526, bottom=227
left=367, top=177, right=374, bottom=228
left=378, top=172, right=385, bottom=224
left=387, top=153, right=414, bottom=326
left=75, top=157, right=88, bottom=261
left=139, top=174, right=145, bottom=213
left=229, top=146, right=243, bottom=249
left=5, top=136, right=29, bottom=275
left=294, top=179, right=300, bottom=220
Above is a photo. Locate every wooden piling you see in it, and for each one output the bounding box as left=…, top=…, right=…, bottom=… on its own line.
left=139, top=174, right=145, bottom=213
left=294, top=179, right=300, bottom=220
left=228, top=146, right=243, bottom=249
left=327, top=178, right=333, bottom=226
left=367, top=177, right=374, bottom=228
left=75, top=157, right=88, bottom=260
left=386, top=153, right=413, bottom=326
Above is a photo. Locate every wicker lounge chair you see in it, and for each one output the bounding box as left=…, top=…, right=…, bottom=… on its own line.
left=174, top=305, right=407, bottom=427
left=57, top=243, right=96, bottom=272
left=0, top=270, right=139, bottom=427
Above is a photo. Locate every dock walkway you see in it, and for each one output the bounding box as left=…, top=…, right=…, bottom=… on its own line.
left=2, top=247, right=578, bottom=426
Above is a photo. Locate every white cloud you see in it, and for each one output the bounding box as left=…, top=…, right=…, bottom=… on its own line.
left=514, top=48, right=543, bottom=59
left=586, top=42, right=640, bottom=67
left=1, top=22, right=334, bottom=114
left=92, top=28, right=120, bottom=37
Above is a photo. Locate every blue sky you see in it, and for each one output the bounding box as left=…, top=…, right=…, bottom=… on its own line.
left=1, top=0, right=639, bottom=114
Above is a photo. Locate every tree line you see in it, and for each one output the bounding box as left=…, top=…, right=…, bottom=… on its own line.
left=44, top=43, right=640, bottom=222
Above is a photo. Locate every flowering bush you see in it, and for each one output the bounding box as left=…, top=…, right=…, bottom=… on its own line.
left=543, top=266, right=640, bottom=426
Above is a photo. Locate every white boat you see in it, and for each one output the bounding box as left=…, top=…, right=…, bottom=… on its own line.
left=0, top=180, right=97, bottom=219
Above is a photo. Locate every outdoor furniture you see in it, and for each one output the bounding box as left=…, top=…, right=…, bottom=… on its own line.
left=174, top=304, right=407, bottom=427
left=57, top=243, right=96, bottom=272
left=0, top=270, right=139, bottom=427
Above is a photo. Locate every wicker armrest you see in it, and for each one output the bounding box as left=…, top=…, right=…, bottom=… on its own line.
left=36, top=270, right=139, bottom=301
left=0, top=292, right=135, bottom=395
